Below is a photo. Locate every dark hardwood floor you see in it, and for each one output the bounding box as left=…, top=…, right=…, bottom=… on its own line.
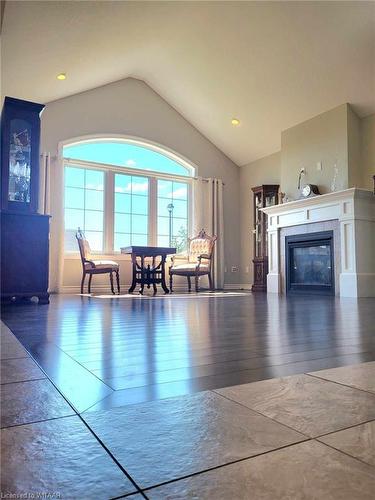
left=1, top=292, right=374, bottom=413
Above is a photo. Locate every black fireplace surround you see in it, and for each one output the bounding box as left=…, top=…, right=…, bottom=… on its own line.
left=285, top=231, right=335, bottom=295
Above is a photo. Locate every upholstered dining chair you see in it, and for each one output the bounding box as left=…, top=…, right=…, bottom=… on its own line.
left=169, top=229, right=217, bottom=292
left=76, top=229, right=120, bottom=294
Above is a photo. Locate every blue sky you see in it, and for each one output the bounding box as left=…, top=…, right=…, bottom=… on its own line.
left=63, top=142, right=190, bottom=176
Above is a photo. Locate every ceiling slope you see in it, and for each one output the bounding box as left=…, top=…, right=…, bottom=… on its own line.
left=2, top=1, right=374, bottom=165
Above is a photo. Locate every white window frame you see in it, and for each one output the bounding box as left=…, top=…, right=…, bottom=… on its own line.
left=63, top=157, right=193, bottom=257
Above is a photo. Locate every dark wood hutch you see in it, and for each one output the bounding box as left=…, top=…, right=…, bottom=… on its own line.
left=251, top=184, right=279, bottom=292
left=1, top=97, right=50, bottom=304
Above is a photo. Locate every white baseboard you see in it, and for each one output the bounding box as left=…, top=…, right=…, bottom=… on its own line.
left=59, top=283, right=194, bottom=294
left=59, top=283, right=252, bottom=294
left=224, top=283, right=252, bottom=290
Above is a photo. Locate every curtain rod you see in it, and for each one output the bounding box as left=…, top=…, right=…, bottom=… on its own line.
left=194, top=177, right=225, bottom=186
left=41, top=155, right=225, bottom=185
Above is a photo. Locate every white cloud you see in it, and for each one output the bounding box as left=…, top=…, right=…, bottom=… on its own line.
left=172, top=187, right=187, bottom=199
left=115, top=182, right=148, bottom=194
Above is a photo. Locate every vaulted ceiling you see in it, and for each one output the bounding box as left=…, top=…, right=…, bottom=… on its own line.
left=1, top=1, right=374, bottom=166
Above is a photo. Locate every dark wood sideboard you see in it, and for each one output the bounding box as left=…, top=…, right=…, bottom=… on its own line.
left=1, top=211, right=50, bottom=303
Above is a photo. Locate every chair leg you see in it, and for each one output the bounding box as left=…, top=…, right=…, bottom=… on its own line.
left=116, top=270, right=120, bottom=294
left=109, top=271, right=115, bottom=294
left=88, top=274, right=92, bottom=294
left=81, top=272, right=86, bottom=294
left=208, top=273, right=214, bottom=291
left=187, top=275, right=191, bottom=292
left=169, top=273, right=173, bottom=293
left=195, top=275, right=199, bottom=293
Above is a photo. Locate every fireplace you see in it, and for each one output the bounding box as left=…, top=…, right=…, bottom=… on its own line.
left=285, top=231, right=334, bottom=295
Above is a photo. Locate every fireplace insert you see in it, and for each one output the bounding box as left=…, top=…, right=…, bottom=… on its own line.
left=285, top=231, right=334, bottom=295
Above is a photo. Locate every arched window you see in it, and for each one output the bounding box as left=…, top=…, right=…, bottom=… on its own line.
left=63, top=139, right=194, bottom=254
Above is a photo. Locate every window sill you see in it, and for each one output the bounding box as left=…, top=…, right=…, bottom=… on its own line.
left=64, top=253, right=175, bottom=261
left=64, top=253, right=132, bottom=261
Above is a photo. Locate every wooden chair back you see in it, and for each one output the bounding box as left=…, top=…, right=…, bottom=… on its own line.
left=76, top=228, right=93, bottom=267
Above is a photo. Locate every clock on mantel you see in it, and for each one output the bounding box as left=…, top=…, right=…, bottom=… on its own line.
left=251, top=185, right=279, bottom=292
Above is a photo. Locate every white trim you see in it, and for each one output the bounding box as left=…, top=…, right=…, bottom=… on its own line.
left=64, top=253, right=132, bottom=260
left=59, top=283, right=194, bottom=294
left=64, top=157, right=194, bottom=183
left=58, top=133, right=198, bottom=177
left=261, top=188, right=375, bottom=298
left=59, top=283, right=251, bottom=294
left=224, top=283, right=252, bottom=290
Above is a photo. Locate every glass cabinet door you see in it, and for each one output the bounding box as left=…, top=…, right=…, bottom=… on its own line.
left=8, top=118, right=32, bottom=205
left=265, top=193, right=276, bottom=207
left=254, top=192, right=263, bottom=257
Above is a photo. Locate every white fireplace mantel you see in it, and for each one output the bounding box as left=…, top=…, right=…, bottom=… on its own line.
left=262, top=188, right=375, bottom=297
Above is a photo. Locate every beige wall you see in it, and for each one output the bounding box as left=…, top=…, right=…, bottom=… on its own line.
left=281, top=104, right=349, bottom=200
left=41, top=78, right=241, bottom=291
left=239, top=152, right=281, bottom=285
left=347, top=105, right=362, bottom=188
left=361, top=113, right=375, bottom=190
left=239, top=106, right=374, bottom=286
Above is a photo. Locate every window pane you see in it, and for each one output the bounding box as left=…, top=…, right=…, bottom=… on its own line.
left=65, top=187, right=84, bottom=209
left=114, top=174, right=149, bottom=246
left=157, top=235, right=170, bottom=247
left=157, top=216, right=170, bottom=235
left=132, top=195, right=148, bottom=215
left=158, top=198, right=173, bottom=217
left=172, top=199, right=187, bottom=218
left=130, top=176, right=148, bottom=196
left=85, top=190, right=104, bottom=210
left=85, top=210, right=103, bottom=231
left=132, top=214, right=148, bottom=234
left=157, top=179, right=189, bottom=252
left=115, top=213, right=131, bottom=233
left=65, top=167, right=84, bottom=188
left=172, top=182, right=188, bottom=200
left=115, top=193, right=131, bottom=213
left=65, top=229, right=78, bottom=252
left=158, top=180, right=173, bottom=198
left=65, top=208, right=84, bottom=230
left=115, top=174, right=132, bottom=193
left=114, top=233, right=131, bottom=251
left=173, top=218, right=187, bottom=237
left=132, top=234, right=148, bottom=246
left=85, top=231, right=103, bottom=252
left=85, top=170, right=104, bottom=190
left=172, top=219, right=188, bottom=252
left=64, top=166, right=105, bottom=252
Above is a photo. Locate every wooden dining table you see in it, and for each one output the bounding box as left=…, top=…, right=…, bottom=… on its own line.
left=121, top=246, right=176, bottom=294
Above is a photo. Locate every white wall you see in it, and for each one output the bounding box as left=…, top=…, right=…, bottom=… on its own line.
left=41, top=78, right=241, bottom=291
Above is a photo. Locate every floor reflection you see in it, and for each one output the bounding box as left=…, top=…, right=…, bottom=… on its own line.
left=1, top=293, right=374, bottom=412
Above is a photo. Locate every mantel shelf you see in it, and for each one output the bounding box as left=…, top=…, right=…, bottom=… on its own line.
left=261, top=188, right=373, bottom=217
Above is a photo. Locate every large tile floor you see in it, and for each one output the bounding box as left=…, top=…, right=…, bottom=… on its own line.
left=1, top=319, right=375, bottom=499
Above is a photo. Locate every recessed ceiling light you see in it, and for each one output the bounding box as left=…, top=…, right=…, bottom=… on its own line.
left=57, top=73, right=66, bottom=80
left=231, top=118, right=240, bottom=126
